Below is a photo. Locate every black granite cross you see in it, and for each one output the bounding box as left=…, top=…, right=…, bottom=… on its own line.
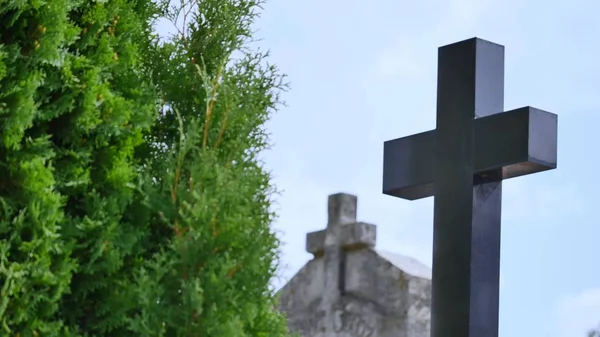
left=382, top=38, right=558, bottom=337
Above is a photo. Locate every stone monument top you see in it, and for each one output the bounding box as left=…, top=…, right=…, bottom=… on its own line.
left=278, top=192, right=432, bottom=337
left=306, top=193, right=376, bottom=258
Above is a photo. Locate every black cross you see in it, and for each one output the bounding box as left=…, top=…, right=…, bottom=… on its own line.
left=382, top=38, right=557, bottom=337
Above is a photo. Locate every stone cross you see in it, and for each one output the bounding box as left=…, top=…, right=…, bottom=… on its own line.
left=305, top=193, right=376, bottom=335
left=382, top=38, right=558, bottom=337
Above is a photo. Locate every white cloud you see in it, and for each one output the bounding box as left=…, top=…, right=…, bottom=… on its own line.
left=374, top=48, right=422, bottom=78
left=448, top=0, right=489, bottom=21
left=555, top=288, right=600, bottom=337
left=502, top=179, right=585, bottom=225
left=369, top=0, right=496, bottom=79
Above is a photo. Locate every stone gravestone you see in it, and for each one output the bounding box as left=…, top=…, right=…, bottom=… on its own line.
left=382, top=38, right=558, bottom=337
left=278, top=193, right=431, bottom=337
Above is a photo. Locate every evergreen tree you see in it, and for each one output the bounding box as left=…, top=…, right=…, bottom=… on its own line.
left=125, top=0, right=291, bottom=335
left=54, top=0, right=160, bottom=334
left=0, top=0, right=158, bottom=334
left=1, top=0, right=290, bottom=335
left=0, top=2, right=75, bottom=334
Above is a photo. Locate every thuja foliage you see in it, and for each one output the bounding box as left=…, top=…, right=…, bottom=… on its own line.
left=0, top=0, right=290, bottom=335
left=125, top=0, right=291, bottom=335
left=0, top=0, right=158, bottom=334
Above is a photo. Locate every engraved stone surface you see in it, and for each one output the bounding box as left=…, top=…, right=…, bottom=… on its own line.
left=278, top=193, right=431, bottom=337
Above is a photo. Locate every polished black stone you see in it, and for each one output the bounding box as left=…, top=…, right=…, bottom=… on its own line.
left=381, top=38, right=558, bottom=337
left=383, top=107, right=557, bottom=200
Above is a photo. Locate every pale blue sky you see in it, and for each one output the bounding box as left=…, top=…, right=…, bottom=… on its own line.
left=158, top=1, right=600, bottom=336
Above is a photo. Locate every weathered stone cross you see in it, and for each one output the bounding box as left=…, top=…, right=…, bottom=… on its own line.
left=305, top=193, right=376, bottom=335
left=382, top=38, right=558, bottom=337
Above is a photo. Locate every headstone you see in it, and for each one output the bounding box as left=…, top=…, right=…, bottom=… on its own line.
left=382, top=38, right=558, bottom=337
left=278, top=193, right=431, bottom=337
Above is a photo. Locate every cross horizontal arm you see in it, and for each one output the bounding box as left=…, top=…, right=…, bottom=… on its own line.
left=382, top=106, right=557, bottom=200
left=306, top=222, right=377, bottom=256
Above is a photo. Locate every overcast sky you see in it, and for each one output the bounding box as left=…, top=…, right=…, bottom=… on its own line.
left=158, top=0, right=600, bottom=336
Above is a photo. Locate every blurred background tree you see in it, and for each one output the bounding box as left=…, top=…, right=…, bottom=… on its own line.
left=126, top=0, right=291, bottom=335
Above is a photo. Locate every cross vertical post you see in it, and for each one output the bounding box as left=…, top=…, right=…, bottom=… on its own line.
left=433, top=39, right=503, bottom=337
left=321, top=193, right=356, bottom=334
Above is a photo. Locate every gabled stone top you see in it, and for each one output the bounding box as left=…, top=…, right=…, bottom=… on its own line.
left=280, top=193, right=432, bottom=337
left=375, top=249, right=431, bottom=279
